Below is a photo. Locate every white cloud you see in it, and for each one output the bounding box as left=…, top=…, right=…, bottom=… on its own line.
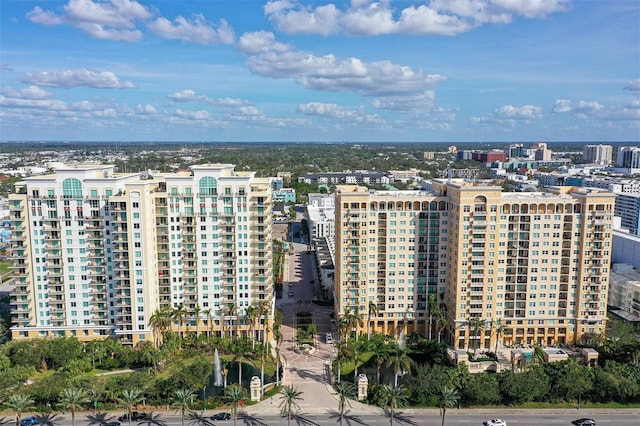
left=264, top=0, right=570, bottom=36
left=472, top=104, right=542, bottom=126
left=237, top=31, right=292, bottom=55
left=136, top=104, right=157, bottom=114
left=553, top=98, right=639, bottom=122
left=1, top=85, right=54, bottom=99
left=21, top=69, right=136, bottom=89
left=624, top=79, right=640, bottom=91
left=147, top=14, right=235, bottom=45
left=26, top=0, right=153, bottom=42
left=244, top=36, right=446, bottom=101
left=174, top=109, right=211, bottom=120
left=297, top=102, right=386, bottom=125
left=168, top=89, right=250, bottom=107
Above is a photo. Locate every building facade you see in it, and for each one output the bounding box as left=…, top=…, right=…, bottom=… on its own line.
left=9, top=164, right=274, bottom=345
left=582, top=144, right=613, bottom=165
left=335, top=181, right=615, bottom=350
left=614, top=192, right=640, bottom=236
left=616, top=146, right=640, bottom=169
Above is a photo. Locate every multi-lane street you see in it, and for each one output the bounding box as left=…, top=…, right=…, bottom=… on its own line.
left=7, top=411, right=640, bottom=426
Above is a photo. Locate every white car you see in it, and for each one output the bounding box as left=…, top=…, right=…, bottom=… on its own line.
left=325, top=333, right=333, bottom=343
left=483, top=420, right=507, bottom=426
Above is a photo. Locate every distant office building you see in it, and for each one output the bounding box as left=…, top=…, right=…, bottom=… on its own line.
left=446, top=168, right=480, bottom=179
left=614, top=192, right=640, bottom=236
left=508, top=144, right=525, bottom=159
left=273, top=188, right=296, bottom=204
left=423, top=152, right=435, bottom=160
left=582, top=145, right=613, bottom=165
left=457, top=150, right=474, bottom=161
left=447, top=145, right=458, bottom=154
left=612, top=229, right=640, bottom=270
left=608, top=263, right=640, bottom=324
left=270, top=177, right=284, bottom=191
left=472, top=150, right=507, bottom=163
left=306, top=193, right=335, bottom=244
left=335, top=181, right=614, bottom=349
left=298, top=171, right=390, bottom=185
left=9, top=164, right=275, bottom=344
left=308, top=193, right=335, bottom=209
left=583, top=177, right=640, bottom=194
left=533, top=142, right=552, bottom=161
left=616, top=146, right=640, bottom=169
left=390, top=169, right=420, bottom=183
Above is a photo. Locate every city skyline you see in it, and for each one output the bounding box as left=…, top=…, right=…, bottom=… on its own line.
left=1, top=0, right=639, bottom=143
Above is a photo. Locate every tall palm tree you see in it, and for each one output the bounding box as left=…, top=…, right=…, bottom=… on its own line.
left=58, top=388, right=89, bottom=426
left=278, top=385, right=303, bottom=426
left=148, top=308, right=171, bottom=347
left=117, top=389, right=143, bottom=426
left=233, top=341, right=255, bottom=388
left=258, top=300, right=271, bottom=345
left=202, top=308, right=212, bottom=338
left=5, top=393, right=34, bottom=426
left=334, top=340, right=353, bottom=384
left=227, top=303, right=238, bottom=338
left=467, top=317, right=485, bottom=353
left=172, top=304, right=187, bottom=342
left=367, top=301, right=379, bottom=340
left=428, top=294, right=438, bottom=340
left=493, top=318, right=507, bottom=354
left=193, top=305, right=202, bottom=338
left=435, top=309, right=448, bottom=344
left=387, top=348, right=414, bottom=388
left=375, top=385, right=408, bottom=426
left=245, top=305, right=257, bottom=350
left=373, top=345, right=390, bottom=385
left=170, top=388, right=195, bottom=426
left=334, top=382, right=355, bottom=426
left=223, top=384, right=246, bottom=426
left=439, top=386, right=459, bottom=426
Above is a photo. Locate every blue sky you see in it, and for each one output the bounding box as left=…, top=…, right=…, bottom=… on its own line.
left=1, top=0, right=639, bottom=142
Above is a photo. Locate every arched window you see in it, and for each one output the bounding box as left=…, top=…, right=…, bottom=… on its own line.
left=199, top=177, right=218, bottom=195
left=62, top=178, right=82, bottom=198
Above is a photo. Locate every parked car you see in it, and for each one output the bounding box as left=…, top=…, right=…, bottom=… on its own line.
left=483, top=419, right=507, bottom=426
left=326, top=332, right=333, bottom=343
left=288, top=282, right=293, bottom=287
left=572, top=419, right=596, bottom=426
left=211, top=412, right=231, bottom=421
left=20, top=417, right=38, bottom=426
left=118, top=412, right=150, bottom=422
left=101, top=422, right=121, bottom=426
left=288, top=291, right=294, bottom=297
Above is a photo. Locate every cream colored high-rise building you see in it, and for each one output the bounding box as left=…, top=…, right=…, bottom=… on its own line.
left=335, top=180, right=615, bottom=350
left=9, top=164, right=274, bottom=345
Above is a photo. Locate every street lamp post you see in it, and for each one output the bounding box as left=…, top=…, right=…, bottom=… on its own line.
left=202, top=385, right=206, bottom=412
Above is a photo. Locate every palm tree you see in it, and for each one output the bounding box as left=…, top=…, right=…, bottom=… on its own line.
left=223, top=384, right=246, bottom=426
left=245, top=305, right=257, bottom=350
left=367, top=300, right=379, bottom=340
left=233, top=342, right=255, bottom=388
left=278, top=385, right=303, bottom=426
left=193, top=305, right=202, bottom=338
left=170, top=388, right=195, bottom=426
left=227, top=303, right=238, bottom=338
left=375, top=385, right=408, bottom=426
left=202, top=308, right=212, bottom=338
left=493, top=318, right=507, bottom=354
left=117, top=389, right=143, bottom=426
left=172, top=304, right=187, bottom=342
left=467, top=317, right=486, bottom=353
left=148, top=308, right=171, bottom=347
left=58, top=388, right=89, bottom=426
left=373, top=345, right=390, bottom=385
left=439, top=386, right=459, bottom=426
left=387, top=348, right=414, bottom=388
left=258, top=300, right=271, bottom=345
left=5, top=393, right=34, bottom=426
left=435, top=309, right=448, bottom=344
left=334, top=340, right=353, bottom=384
left=334, top=382, right=355, bottom=425
left=428, top=294, right=438, bottom=340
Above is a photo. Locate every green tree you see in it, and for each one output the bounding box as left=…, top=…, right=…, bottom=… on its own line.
left=4, top=393, right=34, bottom=426
left=223, top=384, right=246, bottom=426
left=334, top=382, right=355, bottom=425
left=278, top=385, right=303, bottom=426
left=57, top=388, right=89, bottom=426
left=172, top=304, right=187, bottom=344
left=170, top=389, right=195, bottom=426
left=148, top=308, right=171, bottom=347
left=117, top=389, right=143, bottom=426
left=435, top=309, right=448, bottom=344
left=334, top=340, right=353, bottom=383
left=492, top=318, right=507, bottom=354
left=373, top=345, right=390, bottom=385
left=367, top=301, right=379, bottom=340
left=467, top=317, right=485, bottom=353
left=439, top=386, right=459, bottom=426
left=387, top=348, right=414, bottom=387
left=428, top=294, right=438, bottom=340
left=374, top=384, right=408, bottom=426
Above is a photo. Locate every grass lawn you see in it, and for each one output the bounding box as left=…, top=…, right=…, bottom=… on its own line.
left=338, top=351, right=374, bottom=377
left=0, top=260, right=11, bottom=277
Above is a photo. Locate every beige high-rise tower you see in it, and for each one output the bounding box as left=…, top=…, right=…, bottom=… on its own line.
left=9, top=164, right=274, bottom=346
left=335, top=180, right=615, bottom=350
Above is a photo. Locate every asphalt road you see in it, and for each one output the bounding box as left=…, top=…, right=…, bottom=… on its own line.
left=4, top=411, right=638, bottom=426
